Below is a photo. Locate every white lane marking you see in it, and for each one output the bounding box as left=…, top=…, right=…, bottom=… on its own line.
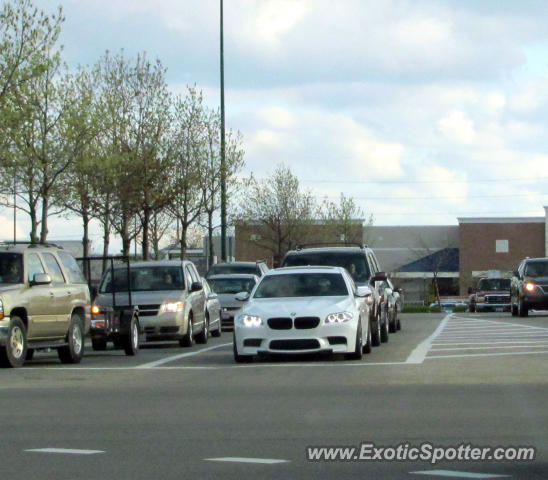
left=436, top=332, right=548, bottom=337
left=406, top=314, right=452, bottom=364
left=135, top=342, right=232, bottom=368
left=431, top=344, right=548, bottom=351
left=410, top=469, right=509, bottom=478
left=426, top=350, right=548, bottom=359
left=25, top=448, right=104, bottom=455
left=205, top=457, right=289, bottom=464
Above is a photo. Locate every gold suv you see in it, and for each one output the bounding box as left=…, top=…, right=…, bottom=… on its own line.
left=0, top=243, right=91, bottom=367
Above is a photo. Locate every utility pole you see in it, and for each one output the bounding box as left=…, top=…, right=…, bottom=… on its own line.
left=13, top=175, right=16, bottom=243
left=220, top=0, right=227, bottom=262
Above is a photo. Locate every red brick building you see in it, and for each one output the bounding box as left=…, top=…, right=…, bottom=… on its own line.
left=458, top=214, right=546, bottom=295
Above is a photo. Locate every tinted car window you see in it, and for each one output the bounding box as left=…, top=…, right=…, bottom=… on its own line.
left=100, top=266, right=184, bottom=292
left=283, top=253, right=370, bottom=283
left=254, top=273, right=349, bottom=298
left=0, top=253, right=23, bottom=284
left=477, top=279, right=511, bottom=290
left=42, top=253, right=66, bottom=284
left=57, top=251, right=87, bottom=284
left=524, top=261, right=548, bottom=277
left=208, top=277, right=256, bottom=294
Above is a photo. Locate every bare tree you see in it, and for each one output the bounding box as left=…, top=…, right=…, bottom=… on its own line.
left=233, top=164, right=316, bottom=267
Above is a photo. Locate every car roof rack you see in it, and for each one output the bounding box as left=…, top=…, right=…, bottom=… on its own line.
left=0, top=241, right=63, bottom=249
left=294, top=242, right=368, bottom=251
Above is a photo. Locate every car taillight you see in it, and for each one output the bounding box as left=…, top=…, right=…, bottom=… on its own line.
left=91, top=305, right=101, bottom=315
left=525, top=283, right=536, bottom=292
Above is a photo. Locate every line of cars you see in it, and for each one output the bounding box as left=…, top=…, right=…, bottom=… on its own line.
left=467, top=257, right=548, bottom=316
left=0, top=242, right=405, bottom=367
left=232, top=244, right=405, bottom=362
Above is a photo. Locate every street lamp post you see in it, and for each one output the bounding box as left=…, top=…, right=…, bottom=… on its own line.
left=220, top=0, right=227, bottom=262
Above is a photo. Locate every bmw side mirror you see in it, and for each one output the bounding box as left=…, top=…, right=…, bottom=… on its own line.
left=190, top=281, right=203, bottom=293
left=235, top=291, right=250, bottom=301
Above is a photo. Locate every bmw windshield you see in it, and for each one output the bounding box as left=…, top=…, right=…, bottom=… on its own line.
left=253, top=273, right=349, bottom=298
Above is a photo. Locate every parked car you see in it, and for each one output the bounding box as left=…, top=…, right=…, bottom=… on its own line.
left=202, top=278, right=221, bottom=337
left=282, top=244, right=388, bottom=346
left=468, top=277, right=511, bottom=312
left=429, top=300, right=467, bottom=313
left=511, top=257, right=548, bottom=317
left=0, top=242, right=91, bottom=367
left=93, top=260, right=208, bottom=347
left=206, top=274, right=259, bottom=330
left=233, top=266, right=371, bottom=362
left=206, top=261, right=268, bottom=278
left=381, top=278, right=403, bottom=332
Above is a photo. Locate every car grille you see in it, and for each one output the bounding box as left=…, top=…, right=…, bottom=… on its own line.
left=294, top=317, right=320, bottom=329
left=269, top=339, right=320, bottom=351
left=485, top=295, right=509, bottom=304
left=267, top=317, right=293, bottom=330
left=138, top=304, right=160, bottom=316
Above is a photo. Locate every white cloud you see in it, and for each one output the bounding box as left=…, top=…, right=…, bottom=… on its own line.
left=438, top=110, right=476, bottom=144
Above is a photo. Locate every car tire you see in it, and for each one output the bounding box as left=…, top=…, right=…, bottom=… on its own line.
left=346, top=323, right=363, bottom=360
left=91, top=337, right=107, bottom=351
left=211, top=318, right=221, bottom=338
left=180, top=314, right=194, bottom=347
left=196, top=315, right=209, bottom=344
left=381, top=311, right=389, bottom=343
left=363, top=321, right=372, bottom=354
left=371, top=312, right=381, bottom=347
left=389, top=310, right=397, bottom=333
left=58, top=313, right=84, bottom=364
left=518, top=296, right=529, bottom=317
left=233, top=332, right=252, bottom=363
left=511, top=302, right=518, bottom=316
left=0, top=316, right=27, bottom=368
left=124, top=316, right=139, bottom=356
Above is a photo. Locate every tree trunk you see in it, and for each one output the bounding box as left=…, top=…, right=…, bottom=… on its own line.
left=101, top=200, right=111, bottom=274
left=141, top=208, right=150, bottom=260
left=180, top=222, right=187, bottom=260
left=40, top=194, right=49, bottom=243
left=82, top=209, right=90, bottom=258
left=29, top=203, right=39, bottom=244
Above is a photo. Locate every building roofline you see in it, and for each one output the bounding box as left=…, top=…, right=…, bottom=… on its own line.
left=458, top=217, right=545, bottom=224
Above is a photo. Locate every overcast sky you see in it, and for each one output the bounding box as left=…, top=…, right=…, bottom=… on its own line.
left=3, top=0, right=548, bottom=251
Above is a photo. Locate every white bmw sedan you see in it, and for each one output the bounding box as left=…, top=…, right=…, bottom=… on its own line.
left=233, top=266, right=372, bottom=362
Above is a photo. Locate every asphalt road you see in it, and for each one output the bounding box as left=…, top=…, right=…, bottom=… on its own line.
left=1, top=312, right=547, bottom=479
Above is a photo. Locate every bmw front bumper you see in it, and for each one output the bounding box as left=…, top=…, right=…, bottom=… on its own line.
left=234, top=321, right=359, bottom=356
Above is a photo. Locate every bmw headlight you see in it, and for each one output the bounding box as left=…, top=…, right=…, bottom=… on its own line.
left=241, top=314, right=262, bottom=327
left=160, top=301, right=184, bottom=313
left=325, top=312, right=353, bottom=324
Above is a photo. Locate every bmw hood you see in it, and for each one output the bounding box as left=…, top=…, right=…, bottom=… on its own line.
left=241, top=296, right=353, bottom=319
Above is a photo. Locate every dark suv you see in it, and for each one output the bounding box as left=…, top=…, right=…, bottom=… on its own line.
left=206, top=261, right=269, bottom=278
left=282, top=245, right=389, bottom=346
left=511, top=257, right=548, bottom=317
